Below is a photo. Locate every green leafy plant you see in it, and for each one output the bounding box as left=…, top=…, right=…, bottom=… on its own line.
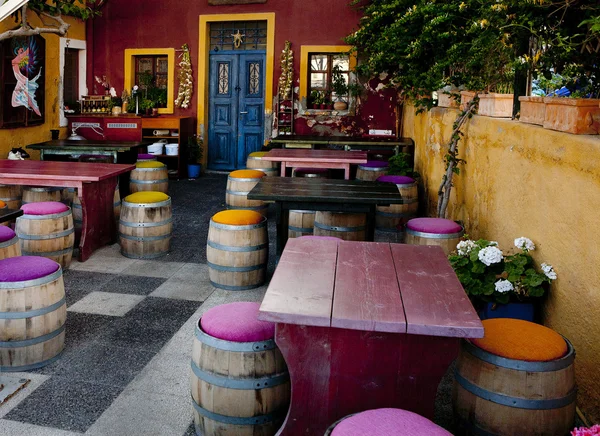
left=387, top=153, right=419, bottom=178
left=187, top=135, right=203, bottom=164
left=331, top=65, right=348, bottom=102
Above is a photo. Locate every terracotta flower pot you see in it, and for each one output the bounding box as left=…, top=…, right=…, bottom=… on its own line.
left=436, top=90, right=460, bottom=108
left=478, top=93, right=513, bottom=118
left=460, top=91, right=476, bottom=111
left=518, top=96, right=545, bottom=125
left=333, top=101, right=348, bottom=111
left=543, top=97, right=600, bottom=135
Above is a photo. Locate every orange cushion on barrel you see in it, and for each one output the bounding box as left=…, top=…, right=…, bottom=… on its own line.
left=0, top=256, right=60, bottom=282
left=124, top=192, right=169, bottom=204
left=406, top=217, right=462, bottom=234
left=212, top=210, right=264, bottom=226
left=21, top=201, right=69, bottom=215
left=331, top=408, right=452, bottom=436
left=229, top=169, right=265, bottom=179
left=472, top=318, right=568, bottom=362
left=0, top=200, right=6, bottom=209
left=249, top=151, right=267, bottom=158
left=0, top=226, right=16, bottom=243
left=201, top=302, right=275, bottom=342
left=136, top=161, right=166, bottom=169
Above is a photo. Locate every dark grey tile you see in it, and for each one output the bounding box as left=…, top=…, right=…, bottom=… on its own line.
left=99, top=274, right=167, bottom=295
left=183, top=422, right=196, bottom=436
left=63, top=270, right=115, bottom=306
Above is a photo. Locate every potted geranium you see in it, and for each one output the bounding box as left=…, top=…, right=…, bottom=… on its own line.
left=449, top=237, right=557, bottom=321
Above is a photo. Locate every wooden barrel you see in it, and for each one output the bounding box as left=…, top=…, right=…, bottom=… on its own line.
left=22, top=186, right=63, bottom=204
left=191, top=304, right=290, bottom=435
left=207, top=210, right=268, bottom=290
left=314, top=211, right=367, bottom=241
left=375, top=176, right=419, bottom=239
left=356, top=161, right=389, bottom=181
left=225, top=170, right=267, bottom=216
left=291, top=167, right=329, bottom=178
left=130, top=161, right=169, bottom=194
left=0, top=200, right=7, bottom=226
left=454, top=337, right=576, bottom=435
left=404, top=218, right=464, bottom=256
left=0, top=227, right=21, bottom=260
left=16, top=203, right=74, bottom=269
left=119, top=192, right=172, bottom=259
left=0, top=184, right=22, bottom=209
left=61, top=187, right=76, bottom=206
left=0, top=256, right=66, bottom=371
left=288, top=210, right=315, bottom=238
left=246, top=151, right=278, bottom=177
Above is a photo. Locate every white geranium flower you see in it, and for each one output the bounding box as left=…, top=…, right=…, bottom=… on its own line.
left=495, top=279, right=514, bottom=293
left=478, top=246, right=503, bottom=266
left=514, top=237, right=535, bottom=251
left=456, top=240, right=476, bottom=256
left=541, top=263, right=557, bottom=280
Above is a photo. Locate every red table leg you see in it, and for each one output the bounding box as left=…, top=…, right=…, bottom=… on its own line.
left=78, top=177, right=117, bottom=262
left=275, top=323, right=459, bottom=436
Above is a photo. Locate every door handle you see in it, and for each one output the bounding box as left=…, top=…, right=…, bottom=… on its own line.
left=240, top=111, right=249, bottom=114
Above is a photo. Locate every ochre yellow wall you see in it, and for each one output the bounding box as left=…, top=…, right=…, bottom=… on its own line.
left=404, top=105, right=600, bottom=422
left=0, top=15, right=85, bottom=160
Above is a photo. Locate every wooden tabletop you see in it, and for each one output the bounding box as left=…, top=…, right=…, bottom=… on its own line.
left=27, top=140, right=148, bottom=151
left=259, top=239, right=484, bottom=338
left=270, top=135, right=414, bottom=146
left=247, top=177, right=404, bottom=205
left=0, top=160, right=135, bottom=182
left=262, top=149, right=367, bottom=164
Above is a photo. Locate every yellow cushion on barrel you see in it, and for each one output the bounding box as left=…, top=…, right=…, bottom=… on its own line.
left=229, top=169, right=265, bottom=179
left=136, top=161, right=166, bottom=169
left=472, top=318, right=567, bottom=362
left=212, top=210, right=263, bottom=226
left=249, top=151, right=267, bottom=158
left=124, top=192, right=169, bottom=204
left=0, top=200, right=6, bottom=208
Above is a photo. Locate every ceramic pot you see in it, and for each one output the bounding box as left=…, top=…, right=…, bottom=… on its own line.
left=333, top=101, right=347, bottom=111
left=188, top=163, right=201, bottom=179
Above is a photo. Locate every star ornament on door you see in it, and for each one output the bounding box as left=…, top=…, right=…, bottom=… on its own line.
left=231, top=30, right=245, bottom=49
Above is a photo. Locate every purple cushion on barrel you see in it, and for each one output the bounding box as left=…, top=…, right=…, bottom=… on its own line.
left=406, top=217, right=462, bottom=234
left=0, top=226, right=16, bottom=243
left=137, top=153, right=156, bottom=160
left=0, top=256, right=60, bottom=282
left=331, top=408, right=452, bottom=436
left=360, top=160, right=389, bottom=168
left=377, top=175, right=415, bottom=185
left=298, top=235, right=342, bottom=241
left=21, top=201, right=69, bottom=215
left=201, top=302, right=275, bottom=342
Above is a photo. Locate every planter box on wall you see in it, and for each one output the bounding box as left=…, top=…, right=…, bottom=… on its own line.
left=436, top=90, right=460, bottom=108
left=543, top=97, right=600, bottom=135
left=478, top=93, right=513, bottom=118
left=460, top=91, right=476, bottom=111
left=518, top=96, right=545, bottom=125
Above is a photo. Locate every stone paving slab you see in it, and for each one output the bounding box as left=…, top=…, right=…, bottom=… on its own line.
left=67, top=291, right=145, bottom=317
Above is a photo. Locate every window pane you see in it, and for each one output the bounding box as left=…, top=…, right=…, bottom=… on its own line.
left=156, top=57, right=168, bottom=74
left=310, top=73, right=327, bottom=89
left=310, top=55, right=328, bottom=72
left=333, top=55, right=349, bottom=71
left=137, top=58, right=153, bottom=73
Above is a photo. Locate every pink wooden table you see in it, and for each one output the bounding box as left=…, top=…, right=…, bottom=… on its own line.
left=261, top=149, right=367, bottom=179
left=259, top=239, right=484, bottom=435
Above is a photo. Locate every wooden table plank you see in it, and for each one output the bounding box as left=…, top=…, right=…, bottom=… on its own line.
left=262, top=149, right=367, bottom=164
left=390, top=244, right=484, bottom=338
left=258, top=238, right=338, bottom=327
left=332, top=241, right=406, bottom=333
left=0, top=160, right=133, bottom=183
left=27, top=139, right=148, bottom=152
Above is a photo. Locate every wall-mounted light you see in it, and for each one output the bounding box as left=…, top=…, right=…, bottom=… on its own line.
left=0, top=0, right=29, bottom=23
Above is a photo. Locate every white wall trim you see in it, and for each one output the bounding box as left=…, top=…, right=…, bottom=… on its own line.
left=59, top=37, right=87, bottom=127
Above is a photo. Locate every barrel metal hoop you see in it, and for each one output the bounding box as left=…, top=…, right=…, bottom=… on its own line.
left=207, top=261, right=266, bottom=273
left=17, top=228, right=74, bottom=240
left=119, top=217, right=173, bottom=228
left=20, top=210, right=72, bottom=220
left=190, top=361, right=288, bottom=390
left=395, top=182, right=417, bottom=189
left=0, top=236, right=19, bottom=248
left=0, top=197, right=20, bottom=202
left=134, top=167, right=167, bottom=172
left=462, top=338, right=576, bottom=371
left=210, top=280, right=263, bottom=291
left=227, top=176, right=262, bottom=182
left=120, top=250, right=169, bottom=260
left=119, top=233, right=171, bottom=242
left=22, top=247, right=73, bottom=257
left=207, top=240, right=268, bottom=252
left=72, top=203, right=82, bottom=209
left=405, top=228, right=464, bottom=239
left=288, top=225, right=314, bottom=233
left=24, top=187, right=62, bottom=192
left=358, top=165, right=387, bottom=171
left=454, top=370, right=576, bottom=410
left=209, top=219, right=266, bottom=231
left=375, top=210, right=417, bottom=218
left=225, top=190, right=251, bottom=196
left=289, top=210, right=316, bottom=214
left=130, top=178, right=169, bottom=184
left=0, top=267, right=62, bottom=289
left=0, top=323, right=65, bottom=348
left=314, top=222, right=366, bottom=232
left=192, top=402, right=284, bottom=426
left=0, top=351, right=63, bottom=372
left=0, top=296, right=66, bottom=319
left=225, top=205, right=268, bottom=212
left=195, top=324, right=276, bottom=352
left=122, top=199, right=171, bottom=208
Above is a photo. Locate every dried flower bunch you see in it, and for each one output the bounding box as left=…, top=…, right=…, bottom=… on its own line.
left=278, top=40, right=293, bottom=100
left=94, top=75, right=110, bottom=91
left=449, top=237, right=557, bottom=305
left=175, top=43, right=193, bottom=109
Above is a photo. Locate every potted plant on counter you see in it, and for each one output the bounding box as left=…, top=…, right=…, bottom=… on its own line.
left=187, top=134, right=203, bottom=179
left=331, top=64, right=349, bottom=111
left=449, top=237, right=557, bottom=322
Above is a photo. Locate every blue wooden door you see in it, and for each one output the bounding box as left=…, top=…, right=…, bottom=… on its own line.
left=208, top=52, right=265, bottom=170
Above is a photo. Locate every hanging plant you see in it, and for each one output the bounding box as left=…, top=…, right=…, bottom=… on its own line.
left=175, top=43, right=193, bottom=109
left=278, top=40, right=293, bottom=100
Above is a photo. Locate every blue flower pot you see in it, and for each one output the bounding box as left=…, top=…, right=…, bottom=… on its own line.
left=188, top=163, right=201, bottom=179
left=479, top=302, right=535, bottom=322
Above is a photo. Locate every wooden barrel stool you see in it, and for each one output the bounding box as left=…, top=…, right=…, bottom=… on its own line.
left=61, top=187, right=76, bottom=207
left=314, top=211, right=367, bottom=241
left=454, top=318, right=576, bottom=436
left=191, top=302, right=290, bottom=436
left=0, top=256, right=66, bottom=371
left=356, top=160, right=389, bottom=181
left=325, top=408, right=452, bottom=435
left=207, top=210, right=268, bottom=290
left=0, top=226, right=20, bottom=259
left=22, top=186, right=63, bottom=204
left=137, top=153, right=158, bottom=163
left=130, top=161, right=169, bottom=194
left=0, top=184, right=21, bottom=210
left=375, top=175, right=419, bottom=239
left=16, top=202, right=74, bottom=269
left=405, top=218, right=464, bottom=255
left=246, top=151, right=278, bottom=177
left=298, top=235, right=342, bottom=242
left=288, top=210, right=315, bottom=238
left=0, top=200, right=7, bottom=226
left=225, top=170, right=268, bottom=216
left=291, top=167, right=329, bottom=178
left=119, top=192, right=172, bottom=259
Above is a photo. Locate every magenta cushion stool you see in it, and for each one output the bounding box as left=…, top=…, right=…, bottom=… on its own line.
left=377, top=175, right=415, bottom=185
left=328, top=408, right=452, bottom=436
left=200, top=302, right=275, bottom=343
left=0, top=226, right=16, bottom=243
left=0, top=256, right=60, bottom=282
left=137, top=153, right=157, bottom=160
left=21, top=201, right=69, bottom=215
left=405, top=217, right=462, bottom=235
left=360, top=160, right=389, bottom=168
left=298, top=235, right=342, bottom=242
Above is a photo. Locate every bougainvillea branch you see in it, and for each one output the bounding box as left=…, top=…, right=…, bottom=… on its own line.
left=175, top=43, right=193, bottom=109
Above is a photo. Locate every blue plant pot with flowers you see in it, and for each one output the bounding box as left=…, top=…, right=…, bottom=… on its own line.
left=479, top=302, right=536, bottom=322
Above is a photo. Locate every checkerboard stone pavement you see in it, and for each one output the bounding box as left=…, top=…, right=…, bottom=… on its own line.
left=0, top=173, right=457, bottom=436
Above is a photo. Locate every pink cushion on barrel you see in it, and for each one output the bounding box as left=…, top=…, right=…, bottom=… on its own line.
left=331, top=408, right=452, bottom=436
left=21, top=201, right=69, bottom=215
left=0, top=226, right=16, bottom=243
left=0, top=256, right=60, bottom=282
left=406, top=217, right=462, bottom=234
left=299, top=235, right=342, bottom=241
left=377, top=175, right=415, bottom=185
left=361, top=160, right=389, bottom=168
left=201, top=302, right=275, bottom=342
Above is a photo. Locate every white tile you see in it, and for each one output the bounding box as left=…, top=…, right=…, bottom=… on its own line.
left=121, top=260, right=185, bottom=279
left=0, top=373, right=50, bottom=419
left=69, top=245, right=137, bottom=274
left=67, top=292, right=144, bottom=316
left=0, top=420, right=81, bottom=436
left=149, top=264, right=214, bottom=301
